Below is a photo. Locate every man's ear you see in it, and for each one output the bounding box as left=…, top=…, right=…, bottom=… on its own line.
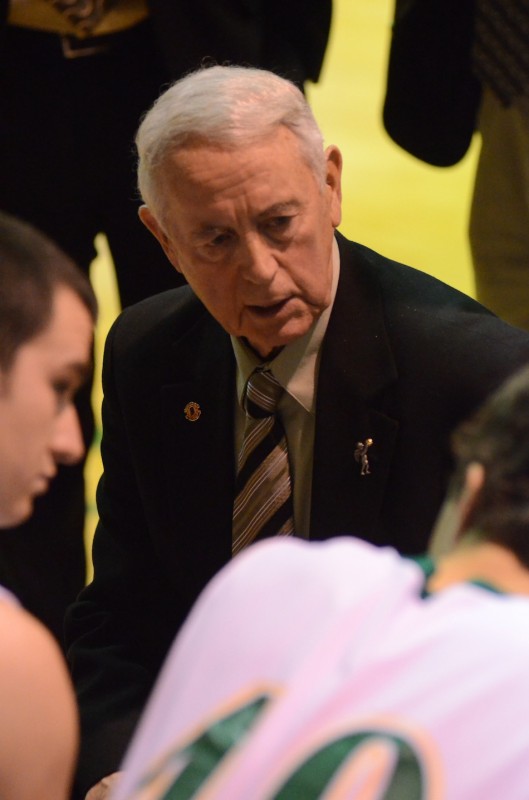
left=138, top=206, right=183, bottom=273
left=324, top=145, right=342, bottom=228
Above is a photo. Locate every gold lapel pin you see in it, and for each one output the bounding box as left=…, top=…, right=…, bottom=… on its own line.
left=354, top=438, right=373, bottom=476
left=184, top=401, right=201, bottom=422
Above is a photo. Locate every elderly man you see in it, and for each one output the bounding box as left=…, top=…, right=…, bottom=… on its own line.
left=0, top=211, right=96, bottom=799
left=65, top=66, right=529, bottom=798
left=112, top=363, right=529, bottom=800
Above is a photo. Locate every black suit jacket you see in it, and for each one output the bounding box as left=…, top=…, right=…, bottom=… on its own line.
left=66, top=233, right=529, bottom=795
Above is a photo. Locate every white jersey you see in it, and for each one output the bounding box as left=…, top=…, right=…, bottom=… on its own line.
left=112, top=538, right=529, bottom=800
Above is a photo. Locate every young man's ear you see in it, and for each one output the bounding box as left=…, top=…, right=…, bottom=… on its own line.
left=428, top=462, right=485, bottom=559
left=138, top=206, right=182, bottom=273
left=457, top=462, right=485, bottom=535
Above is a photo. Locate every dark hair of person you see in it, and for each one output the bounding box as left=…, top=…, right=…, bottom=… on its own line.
left=449, top=364, right=529, bottom=567
left=0, top=211, right=98, bottom=371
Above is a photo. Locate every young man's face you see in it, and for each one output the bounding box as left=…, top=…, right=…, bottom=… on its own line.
left=141, top=127, right=342, bottom=359
left=0, top=286, right=93, bottom=527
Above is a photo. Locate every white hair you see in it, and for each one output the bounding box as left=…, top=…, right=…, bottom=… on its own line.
left=136, top=65, right=326, bottom=217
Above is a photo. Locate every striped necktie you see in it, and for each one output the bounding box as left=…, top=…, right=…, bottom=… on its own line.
left=232, top=368, right=294, bottom=555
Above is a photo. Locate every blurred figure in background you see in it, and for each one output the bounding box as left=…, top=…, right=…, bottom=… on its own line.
left=383, top=0, right=529, bottom=330
left=469, top=0, right=529, bottom=330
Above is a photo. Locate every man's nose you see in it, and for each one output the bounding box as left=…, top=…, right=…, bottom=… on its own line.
left=240, top=235, right=277, bottom=284
left=52, top=404, right=86, bottom=466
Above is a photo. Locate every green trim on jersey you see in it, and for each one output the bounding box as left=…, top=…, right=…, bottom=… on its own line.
left=407, top=554, right=505, bottom=598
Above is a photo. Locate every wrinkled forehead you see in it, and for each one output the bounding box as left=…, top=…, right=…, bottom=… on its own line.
left=153, top=128, right=324, bottom=223
left=171, top=126, right=309, bottom=174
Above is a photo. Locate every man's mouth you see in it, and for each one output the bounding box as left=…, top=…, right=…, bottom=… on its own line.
left=248, top=298, right=291, bottom=318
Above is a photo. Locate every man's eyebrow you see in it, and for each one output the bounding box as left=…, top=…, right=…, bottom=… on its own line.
left=191, top=224, right=228, bottom=243
left=190, top=200, right=304, bottom=241
left=258, top=200, right=303, bottom=217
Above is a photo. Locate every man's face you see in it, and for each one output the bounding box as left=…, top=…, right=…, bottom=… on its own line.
left=141, top=127, right=342, bottom=358
left=0, top=286, right=92, bottom=527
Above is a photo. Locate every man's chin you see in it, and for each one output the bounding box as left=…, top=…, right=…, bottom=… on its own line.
left=245, top=325, right=312, bottom=359
left=241, top=304, right=318, bottom=358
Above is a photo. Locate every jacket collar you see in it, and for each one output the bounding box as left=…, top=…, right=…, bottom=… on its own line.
left=310, top=232, right=399, bottom=541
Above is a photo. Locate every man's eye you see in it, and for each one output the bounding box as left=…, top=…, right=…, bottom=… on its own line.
left=266, top=217, right=292, bottom=234
left=209, top=232, right=232, bottom=247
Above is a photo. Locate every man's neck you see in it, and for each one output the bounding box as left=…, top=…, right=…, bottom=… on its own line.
left=427, top=540, right=529, bottom=596
left=241, top=339, right=283, bottom=363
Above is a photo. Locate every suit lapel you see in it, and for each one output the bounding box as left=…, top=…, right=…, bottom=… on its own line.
left=160, top=312, right=235, bottom=597
left=310, top=234, right=399, bottom=543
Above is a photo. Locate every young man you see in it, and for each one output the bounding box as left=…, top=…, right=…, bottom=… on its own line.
left=112, top=364, right=529, bottom=800
left=0, top=211, right=96, bottom=800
